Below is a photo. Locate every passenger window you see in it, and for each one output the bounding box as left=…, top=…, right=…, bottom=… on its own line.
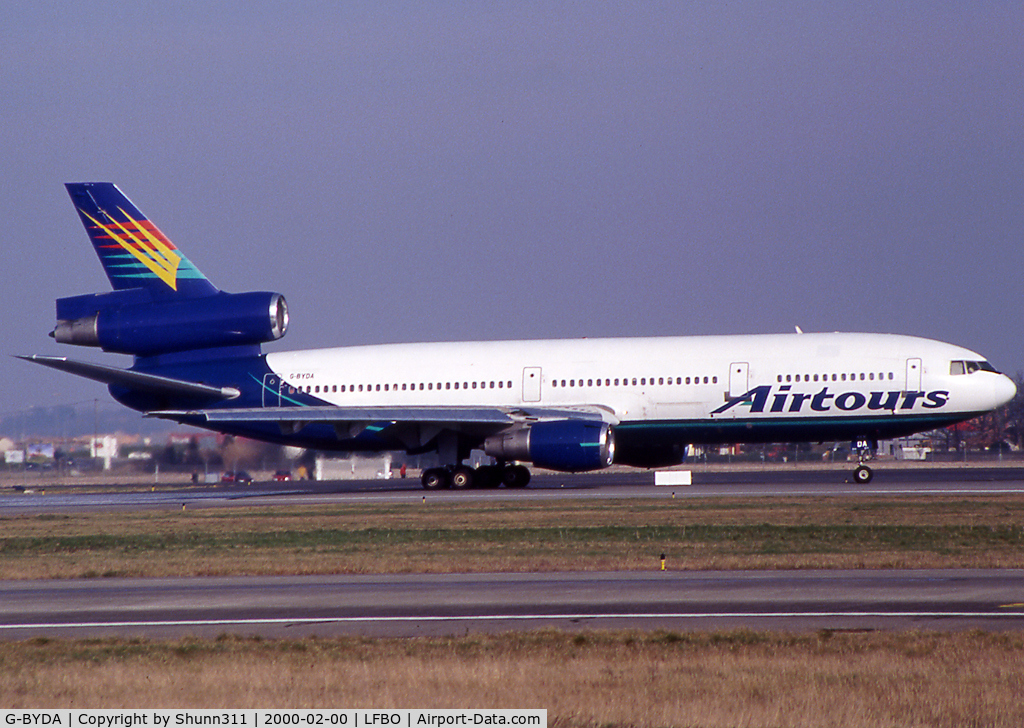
left=446, top=383, right=451, bottom=390
left=498, top=381, right=503, bottom=388
left=588, top=379, right=593, bottom=386
left=614, top=378, right=620, bottom=386
left=641, top=378, right=646, bottom=386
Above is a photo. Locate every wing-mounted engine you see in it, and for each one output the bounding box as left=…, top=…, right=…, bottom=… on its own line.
left=52, top=289, right=288, bottom=356
left=483, top=420, right=615, bottom=472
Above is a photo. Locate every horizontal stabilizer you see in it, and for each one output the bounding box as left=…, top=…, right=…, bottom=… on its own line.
left=17, top=356, right=240, bottom=401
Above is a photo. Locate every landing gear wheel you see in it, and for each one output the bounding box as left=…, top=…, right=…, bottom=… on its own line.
left=853, top=465, right=873, bottom=485
left=421, top=467, right=450, bottom=490
left=502, top=465, right=531, bottom=488
left=450, top=466, right=475, bottom=490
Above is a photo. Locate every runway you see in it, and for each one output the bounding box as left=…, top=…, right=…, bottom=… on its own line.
left=3, top=467, right=1023, bottom=639
left=3, top=466, right=1024, bottom=515
left=2, top=570, right=1023, bottom=638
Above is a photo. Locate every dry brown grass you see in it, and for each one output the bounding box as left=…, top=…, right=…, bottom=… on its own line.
left=2, top=630, right=1023, bottom=727
left=2, top=496, right=1024, bottom=578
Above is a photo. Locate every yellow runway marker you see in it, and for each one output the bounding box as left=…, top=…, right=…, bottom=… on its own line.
left=999, top=603, right=1024, bottom=608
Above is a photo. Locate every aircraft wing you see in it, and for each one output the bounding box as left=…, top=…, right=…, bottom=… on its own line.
left=17, top=355, right=240, bottom=401
left=150, top=404, right=618, bottom=426
left=148, top=404, right=619, bottom=444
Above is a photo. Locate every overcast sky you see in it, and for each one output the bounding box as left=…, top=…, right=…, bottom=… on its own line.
left=3, top=1, right=1023, bottom=417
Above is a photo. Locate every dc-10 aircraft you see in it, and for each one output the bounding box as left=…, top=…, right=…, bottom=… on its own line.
left=22, top=183, right=1017, bottom=488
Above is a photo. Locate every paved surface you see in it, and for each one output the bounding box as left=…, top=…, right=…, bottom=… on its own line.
left=2, top=570, right=1023, bottom=638
left=3, top=466, right=1024, bottom=514
left=3, top=467, right=1023, bottom=639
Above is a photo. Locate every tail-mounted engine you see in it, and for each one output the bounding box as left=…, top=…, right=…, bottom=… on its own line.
left=52, top=289, right=288, bottom=356
left=484, top=420, right=615, bottom=472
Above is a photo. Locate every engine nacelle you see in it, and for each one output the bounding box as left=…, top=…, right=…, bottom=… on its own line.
left=52, top=291, right=288, bottom=356
left=483, top=420, right=615, bottom=472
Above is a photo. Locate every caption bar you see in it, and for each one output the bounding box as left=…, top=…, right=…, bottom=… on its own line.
left=1, top=711, right=545, bottom=728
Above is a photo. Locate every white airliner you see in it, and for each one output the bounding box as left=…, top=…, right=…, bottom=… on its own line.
left=22, top=183, right=1017, bottom=488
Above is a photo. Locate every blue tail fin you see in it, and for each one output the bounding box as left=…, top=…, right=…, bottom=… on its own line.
left=65, top=183, right=218, bottom=298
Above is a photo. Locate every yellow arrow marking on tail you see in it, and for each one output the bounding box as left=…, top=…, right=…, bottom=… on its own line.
left=80, top=208, right=181, bottom=290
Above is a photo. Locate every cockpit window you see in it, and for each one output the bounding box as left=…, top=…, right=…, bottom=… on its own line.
left=951, top=360, right=999, bottom=375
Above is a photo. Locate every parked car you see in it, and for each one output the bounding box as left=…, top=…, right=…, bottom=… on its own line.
left=273, top=470, right=292, bottom=481
left=220, top=470, right=253, bottom=484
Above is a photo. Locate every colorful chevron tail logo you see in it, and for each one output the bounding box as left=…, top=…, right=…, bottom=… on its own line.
left=79, top=207, right=181, bottom=290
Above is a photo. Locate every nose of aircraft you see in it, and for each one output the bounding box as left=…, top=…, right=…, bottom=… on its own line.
left=994, top=373, right=1018, bottom=408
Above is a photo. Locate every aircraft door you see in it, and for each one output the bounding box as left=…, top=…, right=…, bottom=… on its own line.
left=262, top=373, right=282, bottom=406
left=906, top=358, right=922, bottom=392
left=729, top=362, right=749, bottom=398
left=522, top=367, right=542, bottom=402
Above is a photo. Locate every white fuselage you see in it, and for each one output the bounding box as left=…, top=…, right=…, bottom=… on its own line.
left=264, top=332, right=1014, bottom=428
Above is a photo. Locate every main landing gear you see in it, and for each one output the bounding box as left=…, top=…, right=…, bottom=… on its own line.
left=421, top=463, right=531, bottom=490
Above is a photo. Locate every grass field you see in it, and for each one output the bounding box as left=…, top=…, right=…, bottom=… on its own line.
left=1, top=495, right=1024, bottom=578
left=4, top=493, right=1024, bottom=725
left=3, top=630, right=1024, bottom=727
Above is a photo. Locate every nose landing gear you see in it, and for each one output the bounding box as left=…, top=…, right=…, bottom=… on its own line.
left=850, top=439, right=877, bottom=485
left=853, top=464, right=873, bottom=484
